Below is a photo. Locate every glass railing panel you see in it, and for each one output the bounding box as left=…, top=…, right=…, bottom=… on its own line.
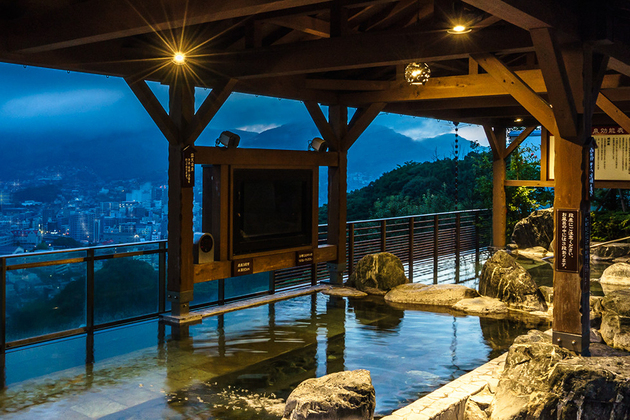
left=225, top=272, right=270, bottom=300
left=94, top=242, right=161, bottom=257
left=6, top=263, right=87, bottom=342
left=191, top=281, right=219, bottom=306
left=5, top=250, right=87, bottom=266
left=94, top=255, right=159, bottom=324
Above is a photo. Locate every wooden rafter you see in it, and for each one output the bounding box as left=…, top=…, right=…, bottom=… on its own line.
left=304, top=101, right=339, bottom=144
left=472, top=53, right=560, bottom=138
left=187, top=78, right=237, bottom=143
left=530, top=27, right=578, bottom=139
left=265, top=15, right=330, bottom=38
left=608, top=57, right=630, bottom=78
left=363, top=0, right=416, bottom=31
left=484, top=125, right=504, bottom=160
left=596, top=92, right=630, bottom=134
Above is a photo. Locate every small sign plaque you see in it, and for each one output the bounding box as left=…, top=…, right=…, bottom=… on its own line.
left=233, top=258, right=253, bottom=276
left=556, top=209, right=579, bottom=273
left=296, top=250, right=314, bottom=266
left=181, top=145, right=196, bottom=188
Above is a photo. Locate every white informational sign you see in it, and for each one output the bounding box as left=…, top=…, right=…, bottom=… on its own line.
left=549, top=127, right=630, bottom=181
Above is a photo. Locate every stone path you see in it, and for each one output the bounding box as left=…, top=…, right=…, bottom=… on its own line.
left=381, top=353, right=506, bottom=420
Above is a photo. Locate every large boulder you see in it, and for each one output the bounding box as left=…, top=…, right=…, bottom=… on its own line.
left=600, top=289, right=630, bottom=352
left=599, top=262, right=630, bottom=294
left=510, top=208, right=554, bottom=250
left=479, top=250, right=547, bottom=312
left=592, top=243, right=630, bottom=261
left=282, top=369, right=375, bottom=420
left=384, top=283, right=478, bottom=306
left=346, top=252, right=408, bottom=294
left=489, top=330, right=630, bottom=420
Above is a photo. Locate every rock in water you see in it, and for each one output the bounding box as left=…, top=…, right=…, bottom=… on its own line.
left=479, top=250, right=547, bottom=312
left=346, top=252, right=408, bottom=294
left=510, top=208, right=554, bottom=250
left=452, top=296, right=508, bottom=315
left=282, top=370, right=375, bottom=420
left=599, top=262, right=630, bottom=293
left=491, top=330, right=630, bottom=420
left=592, top=243, right=630, bottom=261
left=600, top=289, right=630, bottom=352
left=385, top=283, right=478, bottom=306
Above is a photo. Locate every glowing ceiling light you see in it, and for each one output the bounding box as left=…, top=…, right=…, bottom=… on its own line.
left=405, top=62, right=431, bottom=85
left=447, top=24, right=471, bottom=34
left=173, top=52, right=186, bottom=65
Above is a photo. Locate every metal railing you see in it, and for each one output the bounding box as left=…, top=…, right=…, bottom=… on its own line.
left=0, top=208, right=491, bottom=365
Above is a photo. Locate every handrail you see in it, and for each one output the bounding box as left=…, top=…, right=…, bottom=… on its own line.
left=591, top=236, right=630, bottom=249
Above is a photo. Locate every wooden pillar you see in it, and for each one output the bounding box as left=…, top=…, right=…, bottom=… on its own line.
left=167, top=79, right=196, bottom=317
left=328, top=105, right=348, bottom=284
left=485, top=126, right=507, bottom=248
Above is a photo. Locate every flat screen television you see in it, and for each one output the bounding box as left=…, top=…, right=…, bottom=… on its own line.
left=231, top=168, right=314, bottom=256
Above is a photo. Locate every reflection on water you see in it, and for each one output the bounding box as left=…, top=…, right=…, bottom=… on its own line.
left=0, top=292, right=549, bottom=419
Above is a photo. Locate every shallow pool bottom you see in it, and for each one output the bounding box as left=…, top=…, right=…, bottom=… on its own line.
left=0, top=291, right=549, bottom=419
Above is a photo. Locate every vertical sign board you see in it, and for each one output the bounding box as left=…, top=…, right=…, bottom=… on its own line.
left=556, top=209, right=579, bottom=273
left=182, top=146, right=196, bottom=188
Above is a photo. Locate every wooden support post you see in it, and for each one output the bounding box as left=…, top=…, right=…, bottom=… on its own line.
left=485, top=125, right=507, bottom=248
left=167, top=79, right=196, bottom=318
left=327, top=105, right=348, bottom=285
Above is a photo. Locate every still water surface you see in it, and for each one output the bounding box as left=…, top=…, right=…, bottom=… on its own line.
left=1, top=292, right=549, bottom=419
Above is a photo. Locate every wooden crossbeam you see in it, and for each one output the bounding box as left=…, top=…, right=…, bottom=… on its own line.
left=484, top=125, right=504, bottom=160
left=305, top=79, right=392, bottom=91
left=304, top=101, right=339, bottom=145
left=608, top=57, right=630, bottom=78
left=596, top=92, right=630, bottom=134
left=266, top=15, right=330, bottom=38
left=342, top=102, right=385, bottom=150
left=125, top=78, right=178, bottom=144
left=505, top=126, right=536, bottom=157
left=531, top=27, right=578, bottom=140
left=363, top=0, right=416, bottom=31
left=187, top=78, right=237, bottom=143
left=472, top=53, right=560, bottom=138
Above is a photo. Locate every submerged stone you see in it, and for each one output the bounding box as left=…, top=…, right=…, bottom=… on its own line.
left=599, top=262, right=630, bottom=294
left=600, top=289, right=630, bottom=352
left=592, top=243, right=630, bottom=261
left=323, top=287, right=368, bottom=298
left=346, top=252, right=408, bottom=294
left=479, top=250, right=547, bottom=312
left=384, top=283, right=478, bottom=306
left=282, top=369, right=375, bottom=420
left=452, top=296, right=508, bottom=315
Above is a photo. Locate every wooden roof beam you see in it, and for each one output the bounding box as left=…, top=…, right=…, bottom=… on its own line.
left=125, top=78, right=178, bottom=143
left=187, top=78, right=237, bottom=143
left=505, top=126, right=536, bottom=157
left=596, top=92, right=630, bottom=134
left=265, top=15, right=331, bottom=38
left=472, top=53, right=560, bottom=138
left=484, top=125, right=505, bottom=160
left=530, top=27, right=578, bottom=140
left=342, top=102, right=385, bottom=149
left=304, top=101, right=339, bottom=144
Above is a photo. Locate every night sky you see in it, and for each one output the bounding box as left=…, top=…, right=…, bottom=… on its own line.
left=0, top=62, right=487, bottom=152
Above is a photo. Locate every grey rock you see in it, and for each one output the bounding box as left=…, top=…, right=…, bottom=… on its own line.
left=591, top=243, right=630, bottom=261
left=452, top=296, right=508, bottom=315
left=490, top=329, right=630, bottom=420
left=465, top=399, right=488, bottom=420
left=323, top=287, right=368, bottom=298
left=600, top=289, right=630, bottom=352
left=282, top=369, right=375, bottom=420
left=479, top=250, right=548, bottom=312
left=538, top=286, right=553, bottom=305
left=384, top=283, right=478, bottom=306
left=511, top=208, right=554, bottom=250
left=346, top=252, right=408, bottom=294
left=599, top=262, right=630, bottom=294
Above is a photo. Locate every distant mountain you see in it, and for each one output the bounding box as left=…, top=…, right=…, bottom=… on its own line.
left=0, top=124, right=482, bottom=195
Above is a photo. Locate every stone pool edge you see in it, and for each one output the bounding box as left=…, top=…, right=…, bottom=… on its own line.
left=380, top=352, right=506, bottom=420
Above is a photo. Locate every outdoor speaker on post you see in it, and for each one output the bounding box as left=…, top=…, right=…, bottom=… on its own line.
left=193, top=232, right=215, bottom=264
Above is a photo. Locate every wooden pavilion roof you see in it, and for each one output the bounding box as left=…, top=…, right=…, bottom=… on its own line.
left=1, top=0, right=630, bottom=128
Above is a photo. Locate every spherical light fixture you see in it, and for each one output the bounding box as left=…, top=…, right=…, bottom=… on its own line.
left=405, top=62, right=431, bottom=85
left=173, top=52, right=186, bottom=65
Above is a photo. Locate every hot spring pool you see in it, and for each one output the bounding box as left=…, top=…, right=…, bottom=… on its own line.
left=0, top=291, right=549, bottom=419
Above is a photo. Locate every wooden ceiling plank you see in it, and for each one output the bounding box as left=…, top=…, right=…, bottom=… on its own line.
left=505, top=126, right=536, bottom=157
left=364, top=0, right=416, bottom=31
left=462, top=0, right=578, bottom=36
left=187, top=78, right=237, bottom=144
left=265, top=15, right=331, bottom=38
left=125, top=77, right=178, bottom=143
left=472, top=53, right=559, bottom=137
left=596, top=92, right=630, bottom=134
left=342, top=102, right=385, bottom=149
left=3, top=0, right=336, bottom=54
left=304, top=101, right=339, bottom=144
left=530, top=27, right=578, bottom=139
left=205, top=25, right=533, bottom=79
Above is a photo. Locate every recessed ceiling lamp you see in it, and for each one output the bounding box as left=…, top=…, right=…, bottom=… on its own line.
left=514, top=118, right=524, bottom=123
left=405, top=62, right=431, bottom=85
left=447, top=24, right=471, bottom=34
left=172, top=52, right=186, bottom=65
